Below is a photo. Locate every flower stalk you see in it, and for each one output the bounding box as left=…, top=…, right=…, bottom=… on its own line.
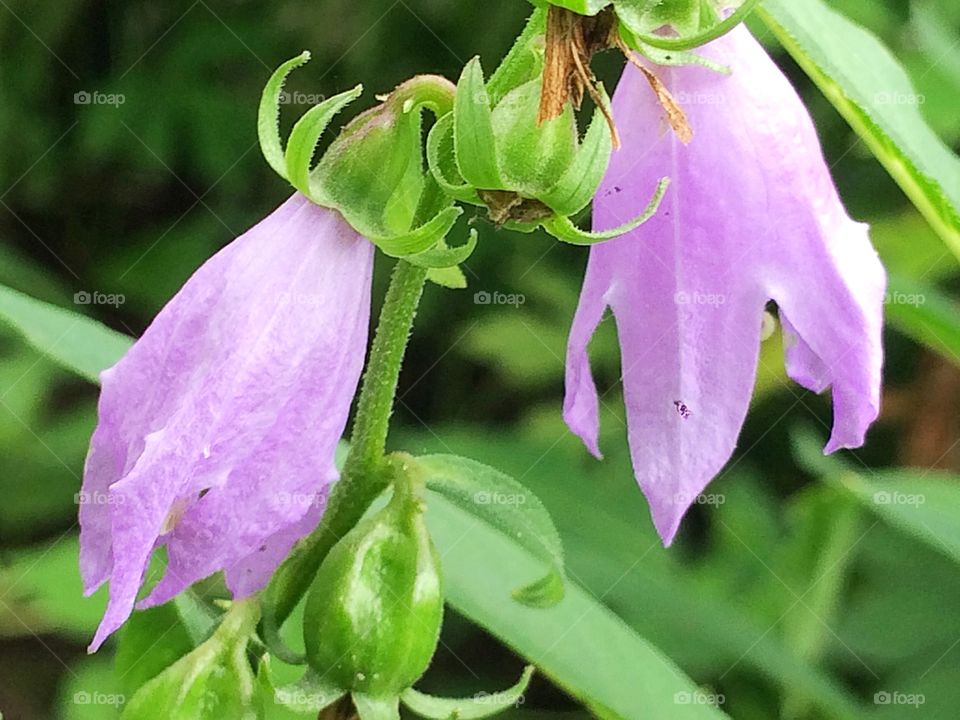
left=262, top=259, right=428, bottom=642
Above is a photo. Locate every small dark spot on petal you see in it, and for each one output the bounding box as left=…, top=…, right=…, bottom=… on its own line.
left=674, top=400, right=691, bottom=419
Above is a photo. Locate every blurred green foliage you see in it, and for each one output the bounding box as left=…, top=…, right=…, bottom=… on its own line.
left=0, top=0, right=959, bottom=718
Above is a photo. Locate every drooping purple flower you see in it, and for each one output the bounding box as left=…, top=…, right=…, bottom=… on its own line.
left=80, top=193, right=374, bottom=651
left=564, top=26, right=886, bottom=544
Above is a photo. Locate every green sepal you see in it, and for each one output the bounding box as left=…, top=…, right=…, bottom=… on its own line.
left=256, top=658, right=346, bottom=715
left=538, top=93, right=614, bottom=216
left=258, top=51, right=311, bottom=179
left=120, top=600, right=259, bottom=720
left=260, top=611, right=306, bottom=665
left=637, top=0, right=701, bottom=36
left=487, top=8, right=547, bottom=106
left=426, top=266, right=468, bottom=290
left=283, top=85, right=363, bottom=203
left=454, top=58, right=504, bottom=189
left=622, top=25, right=731, bottom=73
left=533, top=0, right=611, bottom=15
left=426, top=113, right=483, bottom=205
left=492, top=79, right=578, bottom=199
left=542, top=176, right=670, bottom=245
left=353, top=694, right=401, bottom=720
left=617, top=0, right=763, bottom=52
left=407, top=229, right=478, bottom=269
left=400, top=666, right=535, bottom=720
left=370, top=206, right=463, bottom=258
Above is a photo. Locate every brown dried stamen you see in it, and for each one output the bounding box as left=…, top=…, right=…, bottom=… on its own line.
left=616, top=38, right=694, bottom=144
left=538, top=5, right=620, bottom=147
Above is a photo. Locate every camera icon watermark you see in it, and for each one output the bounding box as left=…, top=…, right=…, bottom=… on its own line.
left=872, top=491, right=925, bottom=507
left=75, top=490, right=124, bottom=506
left=474, top=491, right=527, bottom=506
left=474, top=290, right=525, bottom=307
left=74, top=290, right=126, bottom=308
left=873, top=690, right=925, bottom=707
left=74, top=90, right=125, bottom=107
left=278, top=90, right=327, bottom=106
left=873, top=91, right=925, bottom=106
left=674, top=290, right=726, bottom=307
left=674, top=690, right=725, bottom=706
left=883, top=290, right=926, bottom=306
left=73, top=691, right=125, bottom=706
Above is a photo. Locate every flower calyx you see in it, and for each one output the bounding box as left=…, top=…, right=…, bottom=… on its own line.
left=259, top=54, right=473, bottom=266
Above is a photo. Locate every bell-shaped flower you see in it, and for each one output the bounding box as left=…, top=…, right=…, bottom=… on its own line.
left=564, top=26, right=886, bottom=544
left=80, top=193, right=374, bottom=650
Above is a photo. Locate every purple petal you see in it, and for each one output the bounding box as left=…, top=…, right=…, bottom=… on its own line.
left=565, top=26, right=885, bottom=544
left=80, top=194, right=373, bottom=650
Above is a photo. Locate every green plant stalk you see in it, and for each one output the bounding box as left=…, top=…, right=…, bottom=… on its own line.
left=262, top=259, right=428, bottom=643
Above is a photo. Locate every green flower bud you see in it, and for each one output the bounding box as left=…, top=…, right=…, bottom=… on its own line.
left=302, top=467, right=443, bottom=700
left=427, top=9, right=669, bottom=245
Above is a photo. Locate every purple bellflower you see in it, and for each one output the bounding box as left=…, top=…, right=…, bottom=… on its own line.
left=80, top=193, right=373, bottom=650
left=564, top=26, right=886, bottom=544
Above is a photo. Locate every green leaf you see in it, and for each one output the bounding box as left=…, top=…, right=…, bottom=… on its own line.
left=454, top=58, right=504, bottom=190
left=758, top=0, right=960, bottom=261
left=401, top=666, right=534, bottom=720
left=794, top=429, right=960, bottom=567
left=415, top=454, right=566, bottom=607
left=407, top=427, right=869, bottom=720
left=426, top=493, right=728, bottom=719
left=115, top=603, right=196, bottom=698
left=0, top=536, right=106, bottom=639
left=884, top=273, right=960, bottom=368
left=121, top=600, right=260, bottom=720
left=0, top=283, right=131, bottom=383
left=258, top=52, right=311, bottom=179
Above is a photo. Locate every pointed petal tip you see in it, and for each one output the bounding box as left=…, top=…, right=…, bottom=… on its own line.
left=651, top=505, right=685, bottom=547
left=562, top=404, right=602, bottom=460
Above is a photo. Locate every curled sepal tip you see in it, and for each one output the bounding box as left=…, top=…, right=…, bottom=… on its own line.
left=401, top=666, right=535, bottom=720
left=618, top=0, right=764, bottom=52
left=406, top=228, right=478, bottom=269
left=258, top=51, right=311, bottom=179
left=371, top=206, right=464, bottom=258
left=426, top=112, right=483, bottom=206
left=542, top=176, right=671, bottom=245
left=284, top=84, right=364, bottom=204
